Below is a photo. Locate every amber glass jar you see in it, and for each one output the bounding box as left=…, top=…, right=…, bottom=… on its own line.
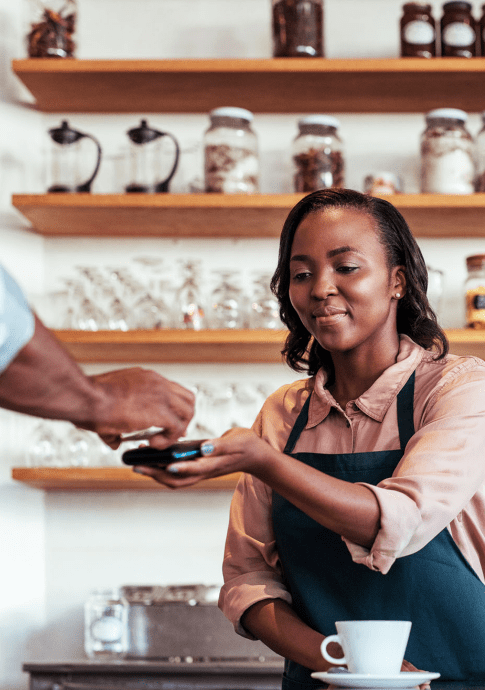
left=400, top=3, right=436, bottom=57
left=479, top=4, right=485, bottom=55
left=26, top=0, right=76, bottom=58
left=271, top=0, right=324, bottom=57
left=465, top=255, right=485, bottom=329
left=292, top=116, right=345, bottom=192
left=440, top=1, right=477, bottom=58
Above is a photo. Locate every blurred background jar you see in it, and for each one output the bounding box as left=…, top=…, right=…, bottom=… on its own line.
left=84, top=588, right=128, bottom=660
left=271, top=0, right=324, bottom=57
left=440, top=1, right=477, bottom=58
left=204, top=108, right=259, bottom=193
left=480, top=4, right=485, bottom=55
left=476, top=111, right=485, bottom=191
left=465, top=254, right=485, bottom=329
left=293, top=115, right=345, bottom=192
left=26, top=0, right=76, bottom=58
left=400, top=3, right=437, bottom=57
left=363, top=172, right=402, bottom=195
left=420, top=108, right=476, bottom=194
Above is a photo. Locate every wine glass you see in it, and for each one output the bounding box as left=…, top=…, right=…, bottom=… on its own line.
left=249, top=272, right=281, bottom=329
left=175, top=260, right=206, bottom=330
left=209, top=270, right=245, bottom=329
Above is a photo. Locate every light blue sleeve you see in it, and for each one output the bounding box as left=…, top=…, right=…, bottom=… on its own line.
left=0, top=265, right=35, bottom=374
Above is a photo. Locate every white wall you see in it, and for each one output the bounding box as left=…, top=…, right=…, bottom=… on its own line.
left=2, top=1, right=485, bottom=689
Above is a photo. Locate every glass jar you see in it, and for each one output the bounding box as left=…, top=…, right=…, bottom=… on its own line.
left=480, top=4, right=485, bottom=55
left=420, top=108, right=476, bottom=194
left=440, top=1, right=477, bottom=58
left=476, top=112, right=485, bottom=191
left=84, top=588, right=128, bottom=660
left=271, top=0, right=324, bottom=57
left=400, top=3, right=436, bottom=58
left=292, top=115, right=345, bottom=192
left=26, top=0, right=76, bottom=58
left=465, top=255, right=485, bottom=329
left=204, top=108, right=259, bottom=194
left=363, top=172, right=403, bottom=195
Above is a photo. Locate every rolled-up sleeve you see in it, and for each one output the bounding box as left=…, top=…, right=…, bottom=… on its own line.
left=219, top=471, right=292, bottom=637
left=0, top=266, right=34, bottom=373
left=344, top=364, right=485, bottom=575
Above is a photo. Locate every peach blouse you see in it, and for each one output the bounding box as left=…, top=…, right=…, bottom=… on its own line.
left=219, top=336, right=485, bottom=637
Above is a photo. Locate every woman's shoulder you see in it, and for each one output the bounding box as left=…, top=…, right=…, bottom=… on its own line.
left=415, top=349, right=485, bottom=406
left=261, top=377, right=314, bottom=415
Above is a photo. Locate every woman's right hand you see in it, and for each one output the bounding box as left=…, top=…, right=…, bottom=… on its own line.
left=131, top=427, right=277, bottom=488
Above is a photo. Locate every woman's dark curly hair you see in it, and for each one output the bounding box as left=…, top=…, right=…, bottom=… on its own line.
left=270, top=189, right=448, bottom=376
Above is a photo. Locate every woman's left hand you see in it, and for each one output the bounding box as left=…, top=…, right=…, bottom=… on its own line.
left=131, top=427, right=275, bottom=488
left=401, top=659, right=430, bottom=690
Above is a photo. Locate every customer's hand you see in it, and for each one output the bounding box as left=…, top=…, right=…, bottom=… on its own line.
left=86, top=368, right=195, bottom=448
left=132, top=427, right=274, bottom=488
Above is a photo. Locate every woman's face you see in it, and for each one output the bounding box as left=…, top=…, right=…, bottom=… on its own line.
left=288, top=207, right=405, bottom=357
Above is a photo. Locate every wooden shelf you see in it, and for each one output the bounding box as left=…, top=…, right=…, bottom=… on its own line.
left=11, top=58, right=485, bottom=113
left=53, top=329, right=287, bottom=363
left=50, top=328, right=485, bottom=363
left=11, top=466, right=240, bottom=491
left=12, top=193, right=485, bottom=238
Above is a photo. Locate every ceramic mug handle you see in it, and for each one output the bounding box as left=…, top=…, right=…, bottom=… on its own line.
left=321, top=635, right=347, bottom=665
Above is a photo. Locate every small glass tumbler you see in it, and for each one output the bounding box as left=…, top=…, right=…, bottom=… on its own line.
left=84, top=588, right=129, bottom=660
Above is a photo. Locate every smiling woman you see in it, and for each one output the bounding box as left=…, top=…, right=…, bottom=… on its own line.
left=271, top=189, right=448, bottom=382
left=138, top=190, right=485, bottom=687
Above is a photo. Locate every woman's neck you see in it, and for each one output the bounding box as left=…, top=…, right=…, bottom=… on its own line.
left=326, top=333, right=401, bottom=409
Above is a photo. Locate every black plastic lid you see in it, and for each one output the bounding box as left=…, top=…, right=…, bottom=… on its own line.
left=48, top=120, right=84, bottom=145
left=127, top=119, right=163, bottom=144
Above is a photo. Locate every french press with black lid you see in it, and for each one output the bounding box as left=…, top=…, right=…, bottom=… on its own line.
left=125, top=119, right=180, bottom=193
left=47, top=120, right=102, bottom=193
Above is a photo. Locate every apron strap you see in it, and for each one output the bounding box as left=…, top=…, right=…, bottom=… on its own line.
left=283, top=370, right=416, bottom=455
left=396, top=370, right=416, bottom=450
left=283, top=393, right=311, bottom=454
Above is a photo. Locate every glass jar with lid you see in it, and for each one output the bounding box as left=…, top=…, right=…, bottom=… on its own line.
left=465, top=255, right=485, bottom=329
left=476, top=112, right=485, bottom=191
left=271, top=0, right=324, bottom=57
left=204, top=107, right=259, bottom=194
left=440, top=1, right=477, bottom=58
left=400, top=3, right=437, bottom=57
left=292, top=115, right=345, bottom=193
left=480, top=4, right=485, bottom=55
left=26, top=0, right=76, bottom=58
left=84, top=588, right=128, bottom=660
left=420, top=108, right=476, bottom=194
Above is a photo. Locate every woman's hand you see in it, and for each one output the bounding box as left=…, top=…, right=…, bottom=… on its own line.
left=131, top=427, right=275, bottom=488
left=401, top=659, right=430, bottom=690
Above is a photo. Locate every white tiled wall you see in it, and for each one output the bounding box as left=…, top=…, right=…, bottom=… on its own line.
left=2, top=1, right=485, bottom=688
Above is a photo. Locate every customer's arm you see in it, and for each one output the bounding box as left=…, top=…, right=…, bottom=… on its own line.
left=0, top=315, right=195, bottom=447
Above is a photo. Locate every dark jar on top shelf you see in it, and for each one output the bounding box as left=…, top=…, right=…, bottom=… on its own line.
left=400, top=3, right=436, bottom=58
left=26, top=0, right=76, bottom=58
left=271, top=0, right=324, bottom=58
left=440, top=1, right=477, bottom=58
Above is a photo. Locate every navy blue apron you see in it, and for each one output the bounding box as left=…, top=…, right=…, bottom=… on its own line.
left=272, top=372, right=485, bottom=688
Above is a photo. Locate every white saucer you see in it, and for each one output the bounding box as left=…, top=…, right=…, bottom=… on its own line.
left=310, top=671, right=440, bottom=688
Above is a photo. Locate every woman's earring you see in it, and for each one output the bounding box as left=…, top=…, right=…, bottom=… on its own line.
left=395, top=293, right=401, bottom=299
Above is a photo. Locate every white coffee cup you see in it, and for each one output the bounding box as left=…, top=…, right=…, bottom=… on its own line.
left=321, top=620, right=412, bottom=675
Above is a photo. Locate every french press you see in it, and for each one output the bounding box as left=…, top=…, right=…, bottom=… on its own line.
left=125, top=119, right=180, bottom=193
left=47, top=120, right=102, bottom=193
